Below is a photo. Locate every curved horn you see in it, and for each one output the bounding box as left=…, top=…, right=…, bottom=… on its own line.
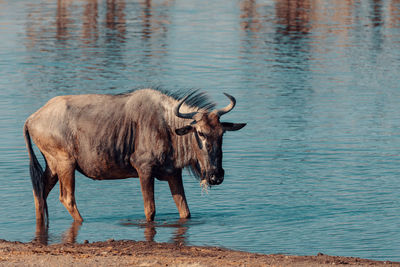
left=214, top=93, right=236, bottom=117
left=174, top=95, right=198, bottom=119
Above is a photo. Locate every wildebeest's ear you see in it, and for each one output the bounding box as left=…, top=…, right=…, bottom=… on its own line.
left=175, top=125, right=194, bottom=136
left=222, top=122, right=246, bottom=131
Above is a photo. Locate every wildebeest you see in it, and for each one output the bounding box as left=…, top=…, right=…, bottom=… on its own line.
left=24, top=88, right=246, bottom=225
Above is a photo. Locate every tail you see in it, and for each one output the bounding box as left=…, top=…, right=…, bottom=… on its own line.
left=23, top=122, right=48, bottom=226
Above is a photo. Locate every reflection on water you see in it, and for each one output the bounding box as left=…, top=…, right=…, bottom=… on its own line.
left=34, top=222, right=49, bottom=245
left=34, top=221, right=82, bottom=245
left=34, top=219, right=187, bottom=245
left=61, top=221, right=82, bottom=244
left=1, top=0, right=400, bottom=262
left=121, top=218, right=189, bottom=245
left=24, top=0, right=172, bottom=95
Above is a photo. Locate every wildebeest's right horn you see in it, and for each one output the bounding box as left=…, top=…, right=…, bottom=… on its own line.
left=214, top=93, right=236, bottom=117
left=174, top=95, right=198, bottom=119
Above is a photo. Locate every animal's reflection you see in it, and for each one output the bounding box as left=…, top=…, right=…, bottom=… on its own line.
left=61, top=221, right=82, bottom=244
left=34, top=221, right=48, bottom=245
left=34, top=220, right=82, bottom=245
left=122, top=218, right=189, bottom=245
left=34, top=218, right=188, bottom=245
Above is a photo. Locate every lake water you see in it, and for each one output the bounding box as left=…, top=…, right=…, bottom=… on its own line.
left=1, top=0, right=400, bottom=262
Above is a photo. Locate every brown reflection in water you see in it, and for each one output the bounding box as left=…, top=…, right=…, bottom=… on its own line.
left=61, top=221, right=82, bottom=244
left=27, top=0, right=127, bottom=44
left=56, top=0, right=73, bottom=40
left=140, top=0, right=171, bottom=40
left=142, top=0, right=153, bottom=40
left=239, top=0, right=400, bottom=60
left=170, top=219, right=188, bottom=245
left=371, top=0, right=384, bottom=28
left=389, top=0, right=400, bottom=28
left=275, top=0, right=313, bottom=36
left=105, top=0, right=126, bottom=41
left=240, top=0, right=263, bottom=33
left=34, top=221, right=82, bottom=245
left=138, top=0, right=171, bottom=60
left=25, top=0, right=171, bottom=61
left=34, top=221, right=48, bottom=245
left=34, top=219, right=188, bottom=245
left=144, top=222, right=157, bottom=242
left=240, top=0, right=400, bottom=38
left=82, top=0, right=99, bottom=44
left=370, top=0, right=384, bottom=51
left=123, top=219, right=189, bottom=245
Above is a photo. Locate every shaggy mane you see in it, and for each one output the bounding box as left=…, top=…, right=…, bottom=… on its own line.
left=116, top=87, right=215, bottom=182
left=116, top=87, right=216, bottom=112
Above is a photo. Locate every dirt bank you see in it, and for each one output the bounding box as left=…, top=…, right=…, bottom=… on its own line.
left=0, top=239, right=398, bottom=266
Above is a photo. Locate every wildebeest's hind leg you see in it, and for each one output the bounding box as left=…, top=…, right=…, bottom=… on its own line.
left=57, top=162, right=83, bottom=222
left=43, top=165, right=58, bottom=199
left=35, top=165, right=58, bottom=226
left=33, top=165, right=58, bottom=226
left=168, top=171, right=191, bottom=219
left=34, top=165, right=57, bottom=243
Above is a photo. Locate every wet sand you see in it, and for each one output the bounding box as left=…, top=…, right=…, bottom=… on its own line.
left=0, top=239, right=398, bottom=267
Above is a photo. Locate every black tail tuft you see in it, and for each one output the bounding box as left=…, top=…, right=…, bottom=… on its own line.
left=24, top=123, right=48, bottom=225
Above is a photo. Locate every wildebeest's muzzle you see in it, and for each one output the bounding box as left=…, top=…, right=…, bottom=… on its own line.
left=207, top=168, right=225, bottom=185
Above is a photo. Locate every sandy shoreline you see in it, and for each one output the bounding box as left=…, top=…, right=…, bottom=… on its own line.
left=0, top=239, right=398, bottom=267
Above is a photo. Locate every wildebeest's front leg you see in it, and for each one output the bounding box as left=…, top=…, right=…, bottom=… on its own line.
left=168, top=171, right=191, bottom=219
left=139, top=173, right=156, bottom=221
left=131, top=150, right=157, bottom=221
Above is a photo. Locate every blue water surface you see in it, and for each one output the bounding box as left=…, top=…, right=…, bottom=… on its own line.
left=1, top=0, right=400, bottom=261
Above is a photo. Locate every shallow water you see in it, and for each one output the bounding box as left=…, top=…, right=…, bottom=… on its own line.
left=1, top=0, right=400, bottom=261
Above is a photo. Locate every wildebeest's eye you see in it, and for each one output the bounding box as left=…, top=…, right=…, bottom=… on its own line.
left=198, top=132, right=205, bottom=138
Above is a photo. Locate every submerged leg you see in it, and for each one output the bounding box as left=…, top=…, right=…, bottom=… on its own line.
left=33, top=195, right=46, bottom=226
left=58, top=163, right=83, bottom=222
left=139, top=173, right=156, bottom=221
left=168, top=171, right=191, bottom=219
left=33, top=165, right=58, bottom=225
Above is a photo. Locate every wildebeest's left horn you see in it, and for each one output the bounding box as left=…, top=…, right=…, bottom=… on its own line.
left=174, top=95, right=198, bottom=119
left=214, top=93, right=236, bottom=117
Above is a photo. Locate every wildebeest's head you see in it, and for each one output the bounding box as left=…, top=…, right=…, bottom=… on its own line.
left=174, top=93, right=246, bottom=186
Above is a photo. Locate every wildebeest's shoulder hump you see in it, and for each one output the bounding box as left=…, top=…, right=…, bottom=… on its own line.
left=118, top=88, right=216, bottom=112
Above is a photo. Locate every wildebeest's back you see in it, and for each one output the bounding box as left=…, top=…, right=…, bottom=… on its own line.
left=25, top=92, right=164, bottom=180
